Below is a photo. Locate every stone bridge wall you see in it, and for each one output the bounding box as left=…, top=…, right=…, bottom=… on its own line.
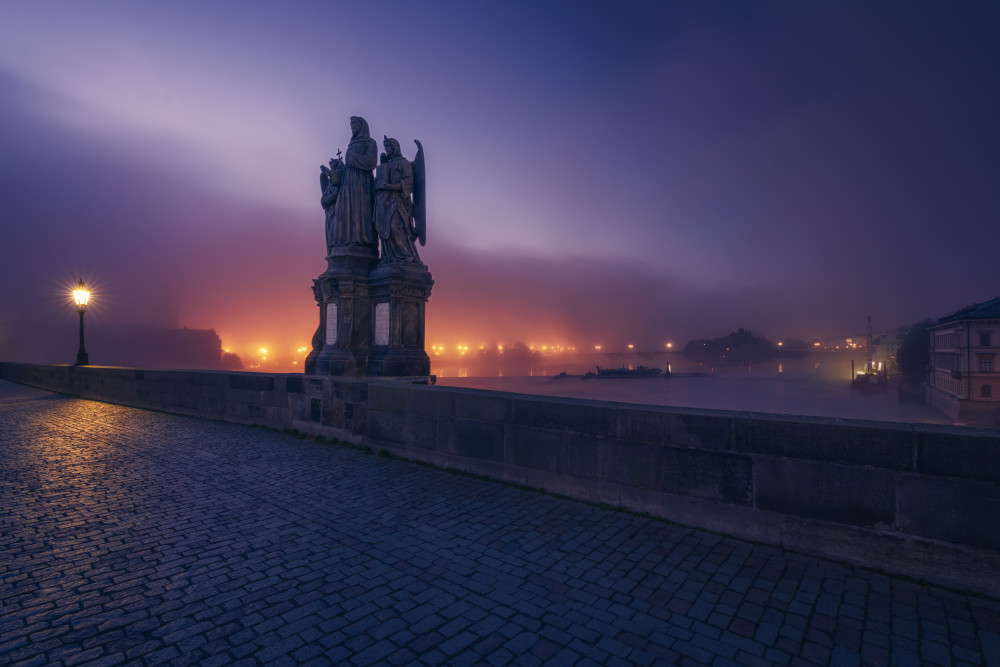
left=3, top=362, right=998, bottom=596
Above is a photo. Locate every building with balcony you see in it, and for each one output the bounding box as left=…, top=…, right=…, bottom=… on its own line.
left=927, top=297, right=1000, bottom=426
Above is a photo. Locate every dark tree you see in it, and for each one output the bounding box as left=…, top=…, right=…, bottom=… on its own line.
left=478, top=341, right=501, bottom=363
left=684, top=328, right=775, bottom=366
left=896, top=319, right=932, bottom=384
left=504, top=342, right=536, bottom=362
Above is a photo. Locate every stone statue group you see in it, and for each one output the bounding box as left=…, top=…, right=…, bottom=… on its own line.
left=320, top=116, right=426, bottom=264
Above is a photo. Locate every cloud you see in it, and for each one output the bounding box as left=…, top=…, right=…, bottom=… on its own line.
left=423, top=240, right=829, bottom=347
left=3, top=14, right=999, bottom=372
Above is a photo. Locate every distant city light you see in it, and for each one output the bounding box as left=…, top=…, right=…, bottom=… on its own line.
left=259, top=347, right=268, bottom=355
left=665, top=342, right=673, bottom=349
left=777, top=342, right=783, bottom=347
left=627, top=344, right=634, bottom=350
left=594, top=345, right=602, bottom=351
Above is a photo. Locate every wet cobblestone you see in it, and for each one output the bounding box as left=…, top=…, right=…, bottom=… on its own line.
left=1, top=379, right=998, bottom=666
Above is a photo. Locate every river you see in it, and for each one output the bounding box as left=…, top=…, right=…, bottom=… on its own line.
left=434, top=356, right=953, bottom=425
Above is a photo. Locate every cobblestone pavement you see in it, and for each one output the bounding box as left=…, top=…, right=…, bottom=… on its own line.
left=1, top=380, right=998, bottom=667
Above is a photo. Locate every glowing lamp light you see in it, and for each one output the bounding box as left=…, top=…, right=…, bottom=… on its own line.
left=73, top=280, right=91, bottom=311
left=666, top=342, right=673, bottom=349
left=627, top=344, right=634, bottom=350
left=71, top=280, right=91, bottom=365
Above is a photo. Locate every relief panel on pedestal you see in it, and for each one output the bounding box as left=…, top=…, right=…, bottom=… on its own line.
left=374, top=302, right=390, bottom=347
left=403, top=303, right=419, bottom=348
left=325, top=303, right=338, bottom=345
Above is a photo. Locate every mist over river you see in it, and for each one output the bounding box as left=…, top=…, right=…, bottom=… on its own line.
left=434, top=355, right=953, bottom=426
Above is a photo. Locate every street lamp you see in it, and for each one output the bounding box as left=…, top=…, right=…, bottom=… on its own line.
left=72, top=280, right=90, bottom=366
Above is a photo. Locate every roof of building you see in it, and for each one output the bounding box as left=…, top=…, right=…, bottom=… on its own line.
left=935, top=297, right=1000, bottom=325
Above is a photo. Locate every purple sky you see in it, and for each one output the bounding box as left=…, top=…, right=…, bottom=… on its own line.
left=1, top=2, right=998, bottom=362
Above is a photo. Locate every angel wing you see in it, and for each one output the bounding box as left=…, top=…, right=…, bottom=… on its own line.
left=412, top=139, right=426, bottom=246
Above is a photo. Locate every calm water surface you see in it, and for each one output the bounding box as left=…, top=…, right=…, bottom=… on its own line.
left=437, top=368, right=953, bottom=426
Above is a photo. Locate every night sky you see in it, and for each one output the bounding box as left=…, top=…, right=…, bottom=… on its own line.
left=1, top=2, right=998, bottom=365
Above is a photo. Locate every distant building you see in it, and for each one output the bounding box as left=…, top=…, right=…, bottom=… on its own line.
left=871, top=332, right=903, bottom=374
left=926, top=297, right=1000, bottom=426
left=94, top=325, right=223, bottom=370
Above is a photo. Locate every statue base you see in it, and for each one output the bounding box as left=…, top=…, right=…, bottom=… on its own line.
left=366, top=262, right=433, bottom=377
left=304, top=246, right=377, bottom=378
left=366, top=349, right=432, bottom=377
left=304, top=250, right=433, bottom=378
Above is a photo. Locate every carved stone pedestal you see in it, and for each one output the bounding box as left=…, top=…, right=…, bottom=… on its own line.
left=305, top=248, right=377, bottom=377
left=304, top=249, right=433, bottom=378
left=366, top=263, right=434, bottom=377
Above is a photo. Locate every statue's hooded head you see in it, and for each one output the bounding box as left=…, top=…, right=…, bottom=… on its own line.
left=350, top=116, right=370, bottom=140
left=383, top=136, right=401, bottom=158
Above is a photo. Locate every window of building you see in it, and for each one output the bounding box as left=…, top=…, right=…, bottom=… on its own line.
left=983, top=385, right=993, bottom=398
left=981, top=331, right=993, bottom=347
left=981, top=358, right=994, bottom=372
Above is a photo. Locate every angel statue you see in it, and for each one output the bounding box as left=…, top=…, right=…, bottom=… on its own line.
left=374, top=136, right=426, bottom=264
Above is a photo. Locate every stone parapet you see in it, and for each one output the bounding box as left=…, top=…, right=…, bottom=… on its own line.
left=2, top=361, right=998, bottom=596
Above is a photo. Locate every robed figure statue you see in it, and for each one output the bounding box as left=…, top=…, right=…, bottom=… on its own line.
left=375, top=137, right=426, bottom=264
left=323, top=116, right=378, bottom=251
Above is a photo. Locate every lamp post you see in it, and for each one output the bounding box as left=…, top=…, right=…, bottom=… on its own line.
left=72, top=280, right=91, bottom=366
